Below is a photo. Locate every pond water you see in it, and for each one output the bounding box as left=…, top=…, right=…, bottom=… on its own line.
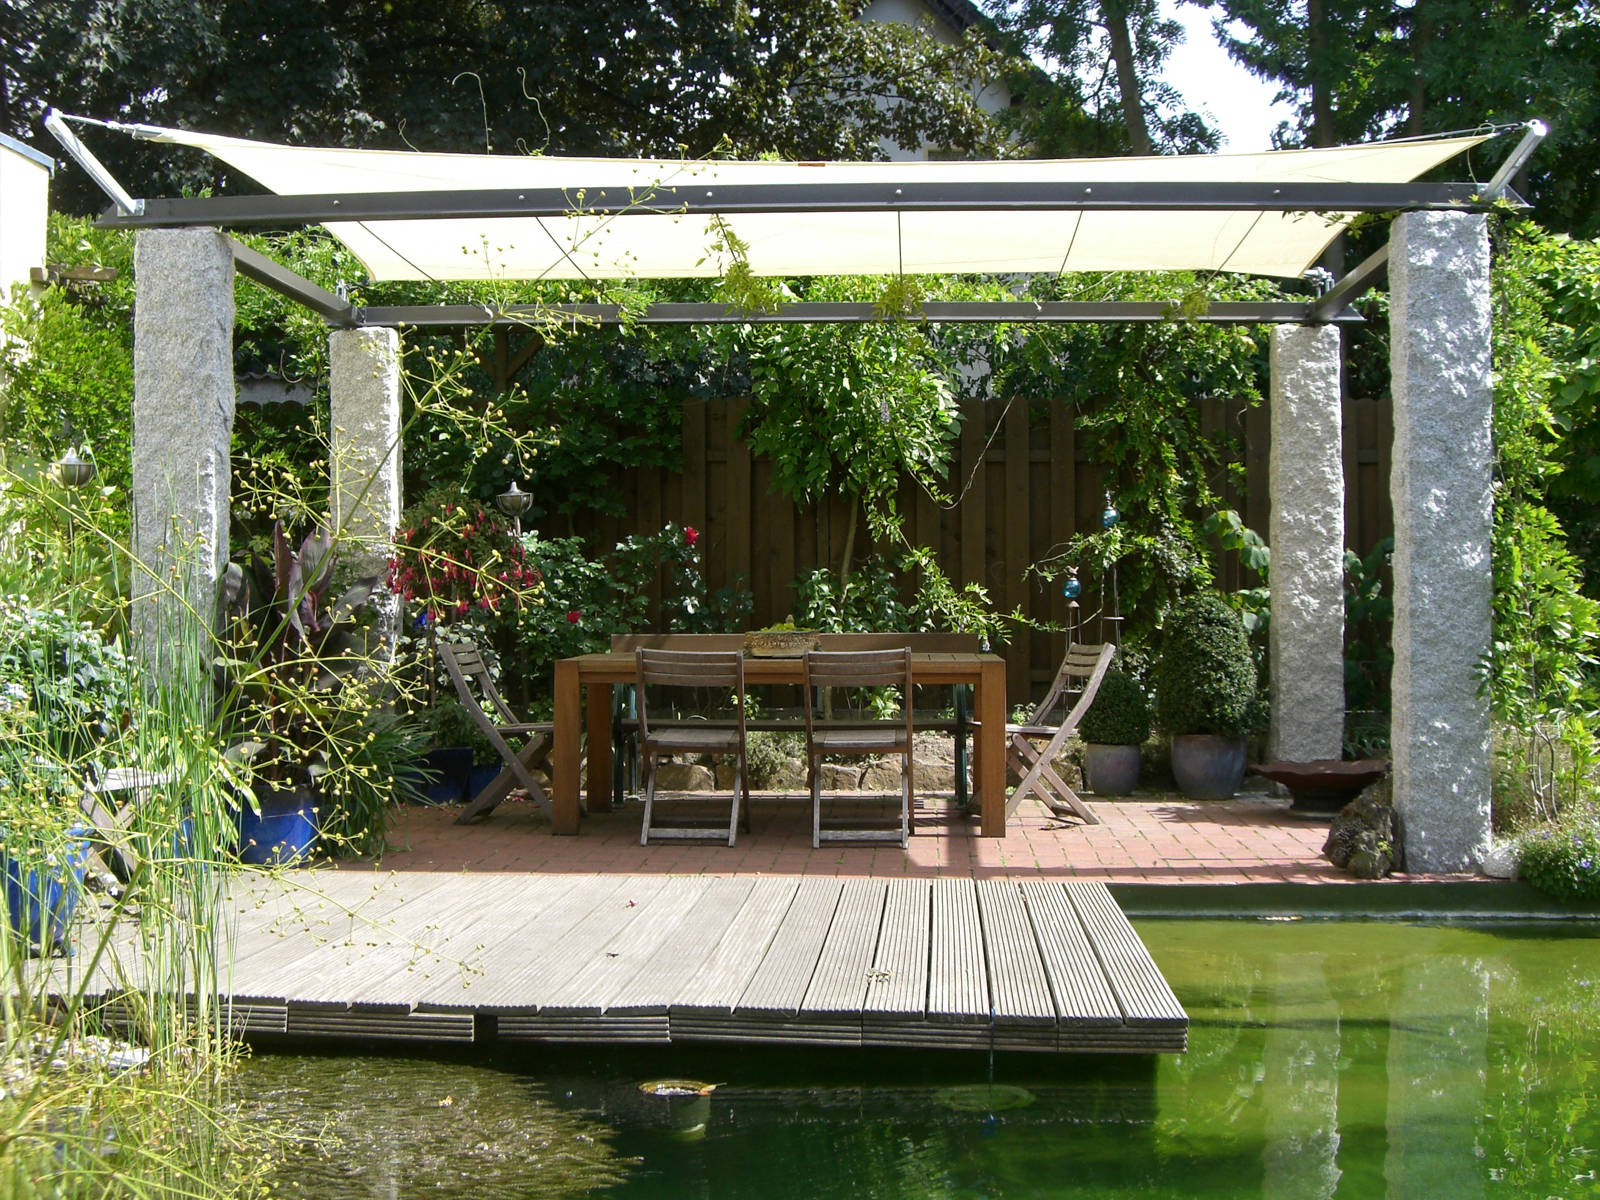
left=236, top=919, right=1600, bottom=1199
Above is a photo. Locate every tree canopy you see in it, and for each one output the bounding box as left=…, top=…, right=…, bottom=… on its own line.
left=983, top=0, right=1221, bottom=155
left=4, top=0, right=1014, bottom=215
left=1194, top=0, right=1600, bottom=236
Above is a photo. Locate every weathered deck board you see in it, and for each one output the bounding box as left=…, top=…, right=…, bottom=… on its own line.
left=606, top=876, right=758, bottom=1016
left=1019, top=880, right=1123, bottom=1030
left=733, top=877, right=843, bottom=1019
left=671, top=877, right=801, bottom=1017
left=63, top=872, right=1185, bottom=1054
left=1065, top=881, right=1186, bottom=1032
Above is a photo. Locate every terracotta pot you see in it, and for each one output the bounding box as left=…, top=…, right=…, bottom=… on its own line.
left=1083, top=743, right=1141, bottom=796
left=1170, top=734, right=1246, bottom=800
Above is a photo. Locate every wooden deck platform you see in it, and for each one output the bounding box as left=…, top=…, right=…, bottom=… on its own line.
left=77, top=873, right=1186, bottom=1054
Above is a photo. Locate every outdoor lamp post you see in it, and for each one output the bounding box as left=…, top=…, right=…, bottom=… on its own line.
left=495, top=480, right=533, bottom=537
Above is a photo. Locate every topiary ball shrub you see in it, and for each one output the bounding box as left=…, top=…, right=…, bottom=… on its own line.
left=1154, top=593, right=1260, bottom=738
left=1078, top=669, right=1151, bottom=746
left=1517, top=813, right=1600, bottom=902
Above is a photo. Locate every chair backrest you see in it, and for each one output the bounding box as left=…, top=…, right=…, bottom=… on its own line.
left=634, top=648, right=748, bottom=743
left=802, top=648, right=915, bottom=739
left=438, top=640, right=518, bottom=727
left=1028, top=642, right=1117, bottom=729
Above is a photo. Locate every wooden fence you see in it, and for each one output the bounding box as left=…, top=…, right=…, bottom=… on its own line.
left=573, top=394, right=1394, bottom=707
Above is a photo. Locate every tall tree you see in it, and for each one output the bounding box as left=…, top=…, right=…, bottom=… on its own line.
left=1197, top=0, right=1600, bottom=236
left=984, top=0, right=1220, bottom=156
left=6, top=0, right=1015, bottom=215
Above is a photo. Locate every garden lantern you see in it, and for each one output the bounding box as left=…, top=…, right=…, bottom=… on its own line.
left=495, top=481, right=533, bottom=537
left=54, top=447, right=97, bottom=489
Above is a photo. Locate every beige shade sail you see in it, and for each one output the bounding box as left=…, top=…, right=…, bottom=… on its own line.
left=145, top=126, right=1487, bottom=284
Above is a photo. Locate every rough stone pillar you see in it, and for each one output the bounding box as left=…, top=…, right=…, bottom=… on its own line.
left=1268, top=324, right=1346, bottom=763
left=1388, top=210, right=1493, bottom=873
left=131, top=228, right=235, bottom=678
left=329, top=326, right=403, bottom=659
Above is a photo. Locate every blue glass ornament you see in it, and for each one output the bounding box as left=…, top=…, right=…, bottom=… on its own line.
left=1101, top=505, right=1120, bottom=529
left=1061, top=575, right=1082, bottom=599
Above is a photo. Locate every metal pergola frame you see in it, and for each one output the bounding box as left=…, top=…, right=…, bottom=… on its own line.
left=54, top=116, right=1547, bottom=330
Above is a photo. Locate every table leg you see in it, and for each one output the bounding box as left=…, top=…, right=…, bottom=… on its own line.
left=978, top=658, right=1006, bottom=837
left=586, top=681, right=613, bottom=814
left=553, top=658, right=580, bottom=835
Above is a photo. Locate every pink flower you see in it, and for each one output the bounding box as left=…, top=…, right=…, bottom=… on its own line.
left=684, top=526, right=699, bottom=546
left=567, top=609, right=582, bottom=624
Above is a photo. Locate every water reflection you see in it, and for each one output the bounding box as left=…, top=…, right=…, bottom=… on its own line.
left=238, top=921, right=1600, bottom=1199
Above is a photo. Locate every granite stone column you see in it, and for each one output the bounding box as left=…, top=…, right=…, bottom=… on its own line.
left=131, top=228, right=236, bottom=678
left=329, top=326, right=403, bottom=661
left=1269, top=324, right=1346, bottom=763
left=1388, top=210, right=1493, bottom=872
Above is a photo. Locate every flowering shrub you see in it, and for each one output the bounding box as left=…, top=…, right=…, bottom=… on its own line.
left=1518, top=810, right=1600, bottom=902
left=0, top=594, right=132, bottom=766
left=388, top=491, right=541, bottom=623
left=511, top=522, right=752, bottom=683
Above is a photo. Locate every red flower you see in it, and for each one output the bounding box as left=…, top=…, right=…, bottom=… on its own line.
left=685, top=526, right=699, bottom=546
left=567, top=609, right=582, bottom=624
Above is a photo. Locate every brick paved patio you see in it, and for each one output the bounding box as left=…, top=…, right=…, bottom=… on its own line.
left=350, top=789, right=1421, bottom=884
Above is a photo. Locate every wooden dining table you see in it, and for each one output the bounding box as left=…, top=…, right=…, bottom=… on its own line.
left=550, top=647, right=1009, bottom=837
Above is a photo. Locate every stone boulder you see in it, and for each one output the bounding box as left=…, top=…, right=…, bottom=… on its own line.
left=1322, top=778, right=1400, bottom=878
left=655, top=762, right=715, bottom=792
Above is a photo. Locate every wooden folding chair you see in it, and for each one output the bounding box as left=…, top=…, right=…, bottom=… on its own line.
left=803, top=647, right=915, bottom=849
left=437, top=641, right=553, bottom=825
left=76, top=766, right=178, bottom=884
left=1003, top=641, right=1117, bottom=824
left=635, top=648, right=750, bottom=846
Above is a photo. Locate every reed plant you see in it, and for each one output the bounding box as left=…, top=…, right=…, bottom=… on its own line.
left=0, top=472, right=279, bottom=1198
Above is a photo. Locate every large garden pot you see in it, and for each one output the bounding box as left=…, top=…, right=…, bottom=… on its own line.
left=414, top=747, right=472, bottom=806
left=236, top=785, right=319, bottom=866
left=4, top=827, right=90, bottom=956
left=1083, top=744, right=1141, bottom=796
left=1170, top=734, right=1247, bottom=800
left=466, top=762, right=500, bottom=804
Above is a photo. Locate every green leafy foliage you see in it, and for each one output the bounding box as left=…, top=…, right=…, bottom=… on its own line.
left=1489, top=221, right=1599, bottom=813
left=0, top=594, right=132, bottom=767
left=1004, top=272, right=1278, bottom=643
left=791, top=549, right=1002, bottom=645
left=1078, top=668, right=1152, bottom=746
left=1203, top=0, right=1600, bottom=237
left=1517, top=807, right=1600, bottom=902
left=507, top=523, right=751, bottom=705
left=986, top=0, right=1221, bottom=155
left=11, top=0, right=1012, bottom=215
left=1154, top=592, right=1261, bottom=738
left=0, top=214, right=136, bottom=508
left=737, top=277, right=963, bottom=568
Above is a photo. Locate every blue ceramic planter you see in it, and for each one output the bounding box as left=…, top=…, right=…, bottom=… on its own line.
left=4, top=828, right=90, bottom=955
left=236, top=788, right=318, bottom=866
left=466, top=763, right=500, bottom=804
left=413, top=747, right=472, bottom=806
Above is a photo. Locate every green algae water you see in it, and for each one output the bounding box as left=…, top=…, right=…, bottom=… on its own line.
left=237, top=920, right=1600, bottom=1198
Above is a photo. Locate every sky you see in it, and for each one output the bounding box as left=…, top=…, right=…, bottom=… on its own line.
left=1155, top=1, right=1297, bottom=152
